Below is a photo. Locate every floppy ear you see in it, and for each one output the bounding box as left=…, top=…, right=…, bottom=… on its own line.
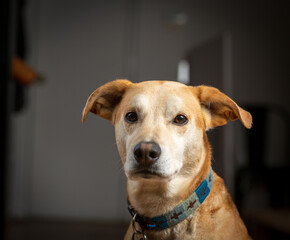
left=82, top=79, right=132, bottom=123
left=194, top=86, right=252, bottom=130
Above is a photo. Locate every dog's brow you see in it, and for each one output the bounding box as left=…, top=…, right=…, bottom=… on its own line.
left=131, top=94, right=149, bottom=113
left=166, top=96, right=183, bottom=120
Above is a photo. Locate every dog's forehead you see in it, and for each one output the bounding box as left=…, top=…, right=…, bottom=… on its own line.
left=138, top=80, right=186, bottom=91
left=131, top=93, right=182, bottom=108
left=127, top=82, right=188, bottom=111
left=116, top=81, right=202, bottom=125
left=115, top=80, right=205, bottom=131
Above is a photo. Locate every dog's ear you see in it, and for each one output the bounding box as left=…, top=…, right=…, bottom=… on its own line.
left=193, top=86, right=252, bottom=130
left=82, top=79, right=132, bottom=123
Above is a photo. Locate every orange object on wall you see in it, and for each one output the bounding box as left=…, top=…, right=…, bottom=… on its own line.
left=12, top=57, right=38, bottom=86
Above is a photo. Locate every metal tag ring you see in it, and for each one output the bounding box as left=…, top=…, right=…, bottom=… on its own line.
left=132, top=213, right=143, bottom=234
left=132, top=213, right=147, bottom=239
left=132, top=232, right=147, bottom=240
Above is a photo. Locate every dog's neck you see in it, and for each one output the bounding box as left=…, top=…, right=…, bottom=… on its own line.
left=127, top=134, right=212, bottom=218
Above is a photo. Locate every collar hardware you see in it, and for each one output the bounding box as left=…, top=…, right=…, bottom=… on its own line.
left=132, top=213, right=147, bottom=239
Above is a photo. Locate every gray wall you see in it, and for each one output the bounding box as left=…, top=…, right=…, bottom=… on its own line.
left=7, top=0, right=289, bottom=220
left=8, top=0, right=129, bottom=220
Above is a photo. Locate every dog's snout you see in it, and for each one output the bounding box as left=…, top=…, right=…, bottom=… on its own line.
left=134, top=141, right=161, bottom=165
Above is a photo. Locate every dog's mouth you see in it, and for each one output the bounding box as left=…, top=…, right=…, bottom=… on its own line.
left=133, top=169, right=163, bottom=179
left=128, top=168, right=178, bottom=180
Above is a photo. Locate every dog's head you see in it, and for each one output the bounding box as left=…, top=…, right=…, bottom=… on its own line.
left=82, top=80, right=252, bottom=180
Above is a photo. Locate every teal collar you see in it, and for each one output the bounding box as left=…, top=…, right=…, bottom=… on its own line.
left=128, top=167, right=214, bottom=231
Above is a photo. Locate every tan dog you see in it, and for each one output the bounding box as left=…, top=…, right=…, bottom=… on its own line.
left=82, top=80, right=252, bottom=240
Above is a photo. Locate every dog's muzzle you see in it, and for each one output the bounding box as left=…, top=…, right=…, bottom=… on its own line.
left=133, top=141, right=161, bottom=167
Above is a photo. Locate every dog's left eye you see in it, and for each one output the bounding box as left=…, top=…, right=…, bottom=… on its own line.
left=125, top=111, right=138, bottom=123
left=173, top=114, right=188, bottom=125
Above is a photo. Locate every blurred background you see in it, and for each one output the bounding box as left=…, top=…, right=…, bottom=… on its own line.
left=1, top=0, right=289, bottom=239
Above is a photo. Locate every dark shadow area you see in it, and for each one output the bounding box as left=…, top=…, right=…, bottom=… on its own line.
left=6, top=218, right=128, bottom=240
left=236, top=105, right=290, bottom=239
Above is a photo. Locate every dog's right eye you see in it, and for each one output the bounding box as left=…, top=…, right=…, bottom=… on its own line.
left=125, top=112, right=138, bottom=123
left=173, top=114, right=188, bottom=126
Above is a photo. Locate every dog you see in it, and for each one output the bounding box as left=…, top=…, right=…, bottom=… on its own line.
left=82, top=79, right=252, bottom=240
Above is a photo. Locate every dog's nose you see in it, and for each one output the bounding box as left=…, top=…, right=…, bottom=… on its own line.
left=134, top=141, right=161, bottom=165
